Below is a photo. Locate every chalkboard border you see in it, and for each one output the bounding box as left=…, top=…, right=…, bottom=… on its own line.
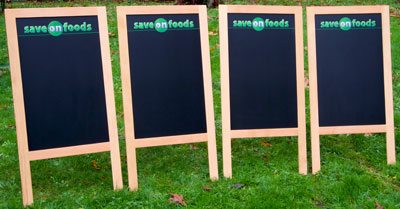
left=306, top=5, right=395, bottom=174
left=116, top=5, right=218, bottom=191
left=5, top=7, right=123, bottom=206
left=219, top=5, right=307, bottom=177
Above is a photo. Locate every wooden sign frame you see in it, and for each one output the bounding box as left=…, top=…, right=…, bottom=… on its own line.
left=117, top=5, right=218, bottom=190
left=219, top=5, right=307, bottom=177
left=5, top=7, right=123, bottom=206
left=307, top=5, right=395, bottom=174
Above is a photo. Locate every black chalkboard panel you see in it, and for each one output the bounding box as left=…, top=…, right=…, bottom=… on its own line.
left=16, top=16, right=109, bottom=151
left=315, top=14, right=386, bottom=126
left=126, top=14, right=207, bottom=139
left=227, top=13, right=298, bottom=130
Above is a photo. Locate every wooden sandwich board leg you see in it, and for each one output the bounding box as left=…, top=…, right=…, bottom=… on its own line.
left=218, top=5, right=232, bottom=179
left=6, top=9, right=34, bottom=205
left=307, top=8, right=321, bottom=174
left=387, top=129, right=396, bottom=164
left=298, top=129, right=308, bottom=175
left=222, top=133, right=232, bottom=178
left=311, top=131, right=321, bottom=174
left=97, top=7, right=123, bottom=190
left=117, top=6, right=138, bottom=190
left=199, top=5, right=219, bottom=181
left=109, top=143, right=123, bottom=190
left=381, top=6, right=396, bottom=165
left=297, top=87, right=308, bottom=175
left=126, top=140, right=138, bottom=191
left=19, top=157, right=33, bottom=206
left=207, top=133, right=219, bottom=180
left=294, top=7, right=307, bottom=175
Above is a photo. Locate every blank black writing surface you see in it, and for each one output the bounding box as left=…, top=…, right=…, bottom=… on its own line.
left=126, top=14, right=207, bottom=139
left=228, top=13, right=298, bottom=130
left=16, top=16, right=109, bottom=151
left=315, top=14, right=386, bottom=126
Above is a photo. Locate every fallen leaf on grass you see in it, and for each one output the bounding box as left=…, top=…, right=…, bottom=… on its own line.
left=374, top=201, right=384, bottom=209
left=7, top=124, right=15, bottom=129
left=231, top=183, right=245, bottom=189
left=169, top=194, right=187, bottom=206
left=261, top=141, right=272, bottom=147
left=202, top=185, right=211, bottom=191
left=189, top=144, right=199, bottom=150
left=390, top=9, right=400, bottom=18
left=109, top=32, right=116, bottom=37
left=209, top=31, right=218, bottom=36
left=92, top=160, right=100, bottom=170
left=304, top=78, right=309, bottom=88
left=313, top=200, right=324, bottom=208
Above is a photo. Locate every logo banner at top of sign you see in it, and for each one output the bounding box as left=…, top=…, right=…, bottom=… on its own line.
left=127, top=14, right=199, bottom=33
left=17, top=16, right=99, bottom=37
left=228, top=13, right=295, bottom=32
left=316, top=13, right=382, bottom=31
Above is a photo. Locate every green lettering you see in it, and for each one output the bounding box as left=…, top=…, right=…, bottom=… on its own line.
left=29, top=26, right=35, bottom=33
left=134, top=22, right=139, bottom=29
left=246, top=21, right=251, bottom=27
left=334, top=22, right=339, bottom=27
left=34, top=26, right=42, bottom=33
left=80, top=22, right=87, bottom=31
left=73, top=24, right=80, bottom=31
left=233, top=20, right=238, bottom=27
left=41, top=26, right=47, bottom=33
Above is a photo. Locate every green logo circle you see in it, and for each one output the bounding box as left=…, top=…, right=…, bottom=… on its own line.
left=339, top=17, right=352, bottom=31
left=252, top=17, right=264, bottom=31
left=48, top=21, right=63, bottom=36
left=155, top=18, right=168, bottom=33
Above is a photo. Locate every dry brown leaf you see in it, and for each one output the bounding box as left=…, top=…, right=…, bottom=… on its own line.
left=374, top=201, right=384, bottom=209
left=304, top=78, right=310, bottom=88
left=7, top=124, right=15, bottom=129
left=209, top=31, right=218, bottom=36
left=390, top=9, right=400, bottom=18
left=109, top=32, right=116, bottom=37
left=92, top=160, right=100, bottom=170
left=261, top=141, right=272, bottom=147
left=189, top=144, right=199, bottom=150
left=169, top=194, right=187, bottom=206
left=202, top=185, right=211, bottom=191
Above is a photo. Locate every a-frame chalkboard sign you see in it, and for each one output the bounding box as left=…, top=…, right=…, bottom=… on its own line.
left=219, top=5, right=307, bottom=177
left=117, top=5, right=218, bottom=190
left=5, top=7, right=123, bottom=206
left=307, top=6, right=396, bottom=174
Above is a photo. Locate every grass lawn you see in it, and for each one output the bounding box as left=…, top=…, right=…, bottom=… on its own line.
left=1, top=0, right=400, bottom=208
